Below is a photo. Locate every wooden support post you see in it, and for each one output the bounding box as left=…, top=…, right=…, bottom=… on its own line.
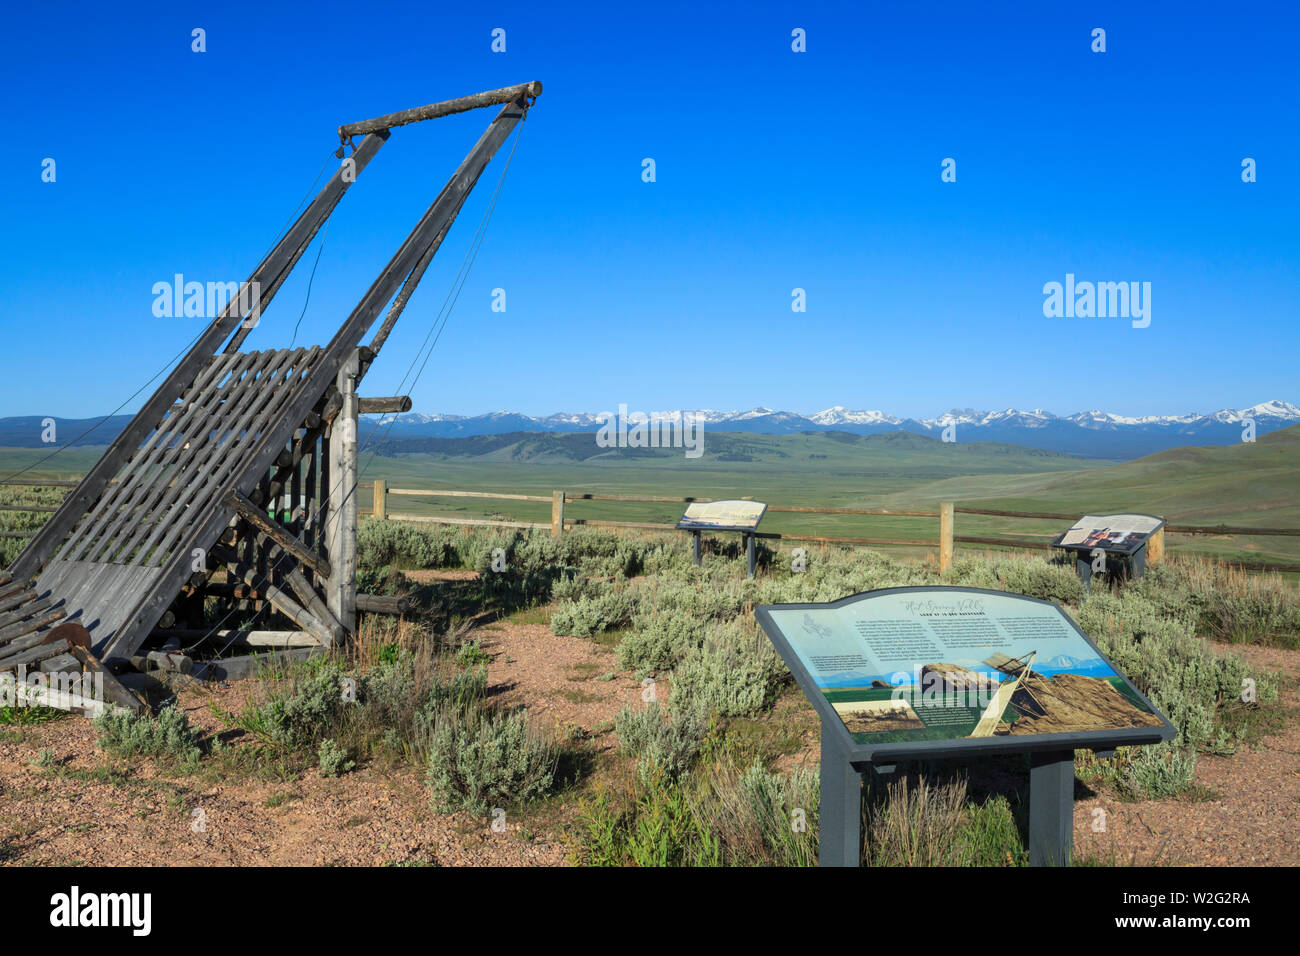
left=1147, top=526, right=1165, bottom=565
left=939, top=502, right=954, bottom=573
left=326, top=350, right=360, bottom=638
left=374, top=479, right=387, bottom=521
left=551, top=490, right=564, bottom=538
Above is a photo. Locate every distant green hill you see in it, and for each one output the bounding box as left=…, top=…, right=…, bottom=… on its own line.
left=364, top=429, right=1101, bottom=477
left=885, top=425, right=1300, bottom=564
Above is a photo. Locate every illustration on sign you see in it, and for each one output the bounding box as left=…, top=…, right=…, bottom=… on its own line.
left=758, top=589, right=1166, bottom=746
left=676, top=499, right=767, bottom=531
left=1054, top=514, right=1163, bottom=554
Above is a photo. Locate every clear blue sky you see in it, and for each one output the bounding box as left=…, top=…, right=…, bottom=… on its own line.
left=2, top=0, right=1296, bottom=420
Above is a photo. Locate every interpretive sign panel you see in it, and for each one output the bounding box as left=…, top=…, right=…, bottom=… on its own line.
left=1052, top=513, right=1164, bottom=556
left=675, top=499, right=767, bottom=532
left=755, top=586, right=1173, bottom=762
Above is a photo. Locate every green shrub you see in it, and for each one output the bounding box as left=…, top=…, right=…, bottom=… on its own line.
left=617, top=609, right=700, bottom=674
left=550, top=586, right=639, bottom=638
left=94, top=704, right=203, bottom=767
left=569, top=777, right=722, bottom=867
left=317, top=738, right=356, bottom=776
left=614, top=701, right=707, bottom=784
left=1072, top=591, right=1278, bottom=753
left=258, top=662, right=352, bottom=750
left=425, top=703, right=557, bottom=814
left=670, top=619, right=788, bottom=718
left=864, top=775, right=967, bottom=867
left=1115, top=742, right=1197, bottom=799
left=724, top=760, right=819, bottom=866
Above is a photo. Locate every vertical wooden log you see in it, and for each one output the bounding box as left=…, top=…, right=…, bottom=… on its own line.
left=1147, top=526, right=1165, bottom=565
left=374, top=479, right=387, bottom=521
left=551, top=490, right=564, bottom=538
left=939, top=502, right=954, bottom=573
left=325, top=350, right=360, bottom=640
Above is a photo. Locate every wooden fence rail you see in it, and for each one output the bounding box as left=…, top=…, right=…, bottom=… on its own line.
left=368, top=482, right=1300, bottom=575
left=7, top=477, right=1300, bottom=574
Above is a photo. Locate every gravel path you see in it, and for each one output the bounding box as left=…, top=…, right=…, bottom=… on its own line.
left=1073, top=642, right=1299, bottom=866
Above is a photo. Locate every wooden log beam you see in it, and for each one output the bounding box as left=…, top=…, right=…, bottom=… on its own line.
left=0, top=588, right=38, bottom=616
left=221, top=560, right=334, bottom=647
left=356, top=593, right=409, bottom=615
left=337, top=81, right=541, bottom=141
left=151, top=628, right=324, bottom=648
left=0, top=637, right=72, bottom=672
left=0, top=607, right=65, bottom=647
left=226, top=489, right=332, bottom=578
left=70, top=646, right=145, bottom=714
left=358, top=396, right=412, bottom=414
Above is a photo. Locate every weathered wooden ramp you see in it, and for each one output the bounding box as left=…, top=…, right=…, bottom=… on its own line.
left=5, top=82, right=541, bottom=675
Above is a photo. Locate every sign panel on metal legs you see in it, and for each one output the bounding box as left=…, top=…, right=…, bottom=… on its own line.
left=755, top=586, right=1175, bottom=866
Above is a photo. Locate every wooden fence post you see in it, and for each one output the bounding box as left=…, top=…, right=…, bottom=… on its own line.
left=939, top=502, right=954, bottom=573
left=373, top=479, right=386, bottom=520
left=551, top=490, right=565, bottom=538
left=1147, top=526, right=1164, bottom=565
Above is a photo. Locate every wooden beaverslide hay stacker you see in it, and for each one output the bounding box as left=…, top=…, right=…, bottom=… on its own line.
left=0, top=82, right=542, bottom=716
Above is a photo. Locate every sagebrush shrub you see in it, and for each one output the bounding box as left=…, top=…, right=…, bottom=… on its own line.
left=317, top=738, right=356, bottom=776
left=94, top=704, right=203, bottom=767
left=425, top=702, right=557, bottom=813
left=670, top=619, right=789, bottom=718
left=1115, top=742, right=1197, bottom=799
left=614, top=701, right=707, bottom=784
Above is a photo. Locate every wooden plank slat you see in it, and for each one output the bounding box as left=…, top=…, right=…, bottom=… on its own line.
left=62, top=350, right=252, bottom=563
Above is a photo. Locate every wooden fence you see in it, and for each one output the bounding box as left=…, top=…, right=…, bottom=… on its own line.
left=367, top=482, right=1300, bottom=575
left=7, top=477, right=1299, bottom=574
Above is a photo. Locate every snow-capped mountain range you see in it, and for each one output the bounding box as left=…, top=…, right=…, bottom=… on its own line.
left=2, top=401, right=1294, bottom=460
left=362, top=400, right=1300, bottom=459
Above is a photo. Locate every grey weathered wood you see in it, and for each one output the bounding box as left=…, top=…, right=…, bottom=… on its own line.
left=337, top=81, right=541, bottom=140
left=0, top=637, right=72, bottom=671
left=284, top=566, right=344, bottom=644
left=227, top=488, right=332, bottom=578
left=62, top=350, right=254, bottom=564
left=0, top=608, right=65, bottom=647
left=125, top=349, right=312, bottom=566
left=356, top=593, right=409, bottom=615
left=59, top=95, right=533, bottom=662
left=222, top=560, right=333, bottom=646
left=8, top=133, right=390, bottom=584
left=0, top=596, right=54, bottom=632
left=0, top=588, right=37, bottom=616
left=70, top=645, right=145, bottom=714
left=325, top=350, right=360, bottom=637
left=150, top=628, right=321, bottom=648
left=357, top=396, right=412, bottom=414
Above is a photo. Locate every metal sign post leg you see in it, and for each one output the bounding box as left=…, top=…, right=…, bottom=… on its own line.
left=692, top=531, right=702, bottom=566
left=818, top=716, right=862, bottom=866
left=1075, top=553, right=1092, bottom=595
left=1028, top=749, right=1075, bottom=866
left=746, top=533, right=756, bottom=579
